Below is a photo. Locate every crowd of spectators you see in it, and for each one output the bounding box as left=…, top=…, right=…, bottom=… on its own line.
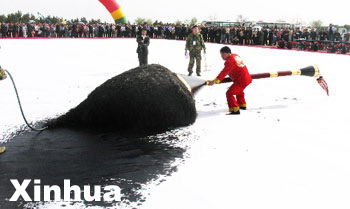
left=1, top=22, right=349, bottom=54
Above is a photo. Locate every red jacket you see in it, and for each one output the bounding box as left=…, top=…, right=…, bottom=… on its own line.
left=215, top=54, right=252, bottom=87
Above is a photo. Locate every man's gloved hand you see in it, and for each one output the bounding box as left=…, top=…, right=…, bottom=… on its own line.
left=206, top=80, right=215, bottom=86
left=0, top=67, right=7, bottom=80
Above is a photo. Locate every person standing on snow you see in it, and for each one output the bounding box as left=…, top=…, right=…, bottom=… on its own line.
left=136, top=28, right=150, bottom=66
left=185, top=25, right=206, bottom=76
left=207, top=46, right=252, bottom=115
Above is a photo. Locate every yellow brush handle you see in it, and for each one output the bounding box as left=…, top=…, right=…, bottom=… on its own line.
left=0, top=147, right=6, bottom=154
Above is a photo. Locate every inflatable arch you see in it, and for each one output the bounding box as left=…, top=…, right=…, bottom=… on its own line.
left=99, top=0, right=128, bottom=24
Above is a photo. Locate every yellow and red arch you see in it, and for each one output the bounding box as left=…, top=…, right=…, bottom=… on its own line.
left=99, top=0, right=128, bottom=24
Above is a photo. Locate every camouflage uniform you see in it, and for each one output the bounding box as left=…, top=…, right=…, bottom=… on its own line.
left=0, top=67, right=7, bottom=80
left=186, top=33, right=206, bottom=75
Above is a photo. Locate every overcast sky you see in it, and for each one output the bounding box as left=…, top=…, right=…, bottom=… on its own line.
left=0, top=0, right=348, bottom=25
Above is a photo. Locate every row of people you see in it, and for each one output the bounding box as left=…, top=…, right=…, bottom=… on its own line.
left=1, top=22, right=349, bottom=54
left=1, top=22, right=349, bottom=42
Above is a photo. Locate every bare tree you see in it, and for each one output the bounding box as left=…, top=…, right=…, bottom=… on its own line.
left=311, top=20, right=323, bottom=29
left=293, top=17, right=304, bottom=27
left=208, top=14, right=218, bottom=21
left=236, top=14, right=247, bottom=24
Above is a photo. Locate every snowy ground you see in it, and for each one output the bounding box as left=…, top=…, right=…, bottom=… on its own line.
left=0, top=38, right=349, bottom=209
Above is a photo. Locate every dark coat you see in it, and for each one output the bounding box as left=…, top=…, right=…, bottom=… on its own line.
left=137, top=36, right=150, bottom=54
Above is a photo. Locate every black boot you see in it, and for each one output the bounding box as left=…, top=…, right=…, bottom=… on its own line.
left=228, top=110, right=240, bottom=115
left=188, top=72, right=193, bottom=76
left=239, top=104, right=247, bottom=110
left=197, top=72, right=201, bottom=76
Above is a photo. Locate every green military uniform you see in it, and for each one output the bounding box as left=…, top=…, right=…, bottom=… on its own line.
left=0, top=68, right=7, bottom=80
left=186, top=33, right=206, bottom=75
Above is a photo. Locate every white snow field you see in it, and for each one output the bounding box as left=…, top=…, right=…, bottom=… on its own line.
left=0, top=38, right=349, bottom=209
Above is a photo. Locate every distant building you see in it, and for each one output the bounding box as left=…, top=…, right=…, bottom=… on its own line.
left=201, top=20, right=252, bottom=27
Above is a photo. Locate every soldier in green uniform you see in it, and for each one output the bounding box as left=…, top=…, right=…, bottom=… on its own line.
left=0, top=67, right=7, bottom=80
left=185, top=25, right=206, bottom=76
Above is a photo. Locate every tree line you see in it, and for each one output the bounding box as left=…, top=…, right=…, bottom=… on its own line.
left=0, top=11, right=103, bottom=24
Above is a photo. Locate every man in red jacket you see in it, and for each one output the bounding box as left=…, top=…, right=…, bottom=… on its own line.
left=207, top=46, right=252, bottom=115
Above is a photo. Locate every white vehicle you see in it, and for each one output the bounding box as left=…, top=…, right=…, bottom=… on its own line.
left=202, top=20, right=251, bottom=27
left=253, top=21, right=297, bottom=29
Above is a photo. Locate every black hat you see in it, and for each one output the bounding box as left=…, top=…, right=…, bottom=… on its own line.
left=220, top=46, right=231, bottom=54
left=142, top=27, right=147, bottom=31
left=191, top=25, right=198, bottom=29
